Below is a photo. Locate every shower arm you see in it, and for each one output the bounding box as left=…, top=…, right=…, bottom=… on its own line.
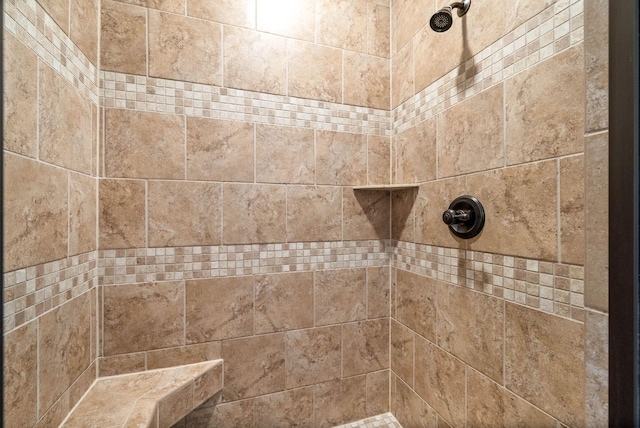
left=447, top=0, right=471, bottom=17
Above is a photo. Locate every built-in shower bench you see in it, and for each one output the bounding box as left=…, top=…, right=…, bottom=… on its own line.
left=59, top=359, right=223, bottom=428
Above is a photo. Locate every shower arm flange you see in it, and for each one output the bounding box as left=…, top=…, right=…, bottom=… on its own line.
left=449, top=0, right=471, bottom=17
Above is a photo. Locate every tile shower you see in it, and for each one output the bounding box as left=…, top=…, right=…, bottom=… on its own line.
left=2, top=0, right=609, bottom=427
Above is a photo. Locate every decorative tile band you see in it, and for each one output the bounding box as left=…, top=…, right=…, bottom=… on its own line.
left=391, top=240, right=585, bottom=322
left=3, top=251, right=99, bottom=333
left=100, top=72, right=392, bottom=136
left=392, top=0, right=584, bottom=135
left=3, top=0, right=99, bottom=104
left=98, top=240, right=391, bottom=286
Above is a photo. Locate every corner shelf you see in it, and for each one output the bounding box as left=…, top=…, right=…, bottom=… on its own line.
left=353, top=184, right=419, bottom=191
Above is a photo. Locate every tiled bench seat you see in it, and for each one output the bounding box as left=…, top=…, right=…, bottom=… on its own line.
left=60, top=360, right=223, bottom=428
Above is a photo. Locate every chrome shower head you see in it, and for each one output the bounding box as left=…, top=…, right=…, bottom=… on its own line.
left=430, top=0, right=471, bottom=32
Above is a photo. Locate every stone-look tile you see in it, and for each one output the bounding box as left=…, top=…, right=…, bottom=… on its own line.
left=506, top=46, right=585, bottom=165
left=315, top=268, right=366, bottom=326
left=39, top=63, right=93, bottom=174
left=148, top=181, right=222, bottom=247
left=437, top=283, right=504, bottom=383
left=413, top=19, right=465, bottom=93
left=343, top=319, right=389, bottom=377
left=256, top=0, right=315, bottom=41
left=185, top=277, right=253, bottom=343
left=39, top=292, right=91, bottom=416
left=256, top=125, right=315, bottom=184
left=288, top=40, right=342, bottom=103
left=255, top=272, right=314, bottom=334
left=254, top=388, right=314, bottom=427
left=585, top=132, right=608, bottom=311
left=222, top=184, right=287, bottom=244
left=414, top=336, right=465, bottom=428
left=367, top=3, right=390, bottom=58
left=368, top=135, right=390, bottom=185
left=92, top=104, right=99, bottom=177
left=391, top=42, right=413, bottom=108
left=186, top=117, right=254, bottom=182
left=186, top=398, right=253, bottom=428
left=99, top=179, right=146, bottom=249
left=414, top=177, right=467, bottom=248
left=34, top=393, right=69, bottom=428
left=316, top=130, right=367, bottom=186
left=146, top=343, right=221, bottom=370
left=437, top=85, right=504, bottom=178
left=104, top=282, right=184, bottom=355
left=285, top=326, right=341, bottom=388
left=3, top=33, right=37, bottom=157
left=188, top=0, right=255, bottom=28
left=39, top=0, right=69, bottom=33
left=3, top=153, right=68, bottom=271
left=390, top=320, right=414, bottom=387
left=467, top=161, right=558, bottom=261
left=69, top=363, right=97, bottom=409
left=560, top=155, right=585, bottom=265
left=391, top=0, right=435, bottom=55
left=367, top=265, right=390, bottom=319
left=314, top=376, right=367, bottom=427
left=223, top=333, right=285, bottom=400
left=394, top=379, right=437, bottom=428
left=105, top=109, right=185, bottom=179
left=101, top=0, right=147, bottom=74
left=392, top=188, right=416, bottom=241
left=148, top=11, right=222, bottom=85
left=316, top=0, right=367, bottom=52
left=344, top=52, right=390, bottom=109
left=467, top=368, right=556, bottom=428
left=69, top=173, right=97, bottom=256
left=366, top=371, right=390, bottom=416
left=390, top=373, right=397, bottom=416
left=158, top=384, right=193, bottom=427
left=70, top=0, right=99, bottom=65
left=224, top=27, right=287, bottom=95
left=343, top=189, right=391, bottom=240
left=397, top=118, right=436, bottom=183
left=98, top=353, right=146, bottom=376
left=396, top=269, right=436, bottom=342
left=287, top=186, right=342, bottom=242
left=3, top=322, right=38, bottom=428
left=505, top=303, right=585, bottom=427
left=585, top=310, right=609, bottom=426
left=114, top=0, right=185, bottom=13
left=585, top=0, right=609, bottom=131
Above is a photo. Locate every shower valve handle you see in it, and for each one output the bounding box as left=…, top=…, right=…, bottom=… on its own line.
left=442, top=209, right=471, bottom=225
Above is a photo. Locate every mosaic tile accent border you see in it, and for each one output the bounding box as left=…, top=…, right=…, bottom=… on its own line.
left=392, top=0, right=584, bottom=134
left=3, top=0, right=99, bottom=104
left=98, top=240, right=391, bottom=286
left=391, top=241, right=585, bottom=322
left=100, top=72, right=392, bottom=136
left=333, top=413, right=402, bottom=428
left=3, top=251, right=99, bottom=333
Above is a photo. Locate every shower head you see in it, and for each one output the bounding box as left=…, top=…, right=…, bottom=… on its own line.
left=429, top=0, right=471, bottom=32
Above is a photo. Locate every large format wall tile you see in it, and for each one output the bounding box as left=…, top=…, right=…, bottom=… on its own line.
left=395, top=270, right=436, bottom=341
left=437, top=84, right=504, bottom=178
left=188, top=0, right=255, bottom=28
left=368, top=135, right=391, bottom=185
left=343, top=319, right=389, bottom=376
left=288, top=40, right=342, bottom=103
left=315, top=0, right=367, bottom=52
left=39, top=63, right=93, bottom=174
left=39, top=0, right=69, bottom=33
left=506, top=46, right=585, bottom=165
left=186, top=117, right=254, bottom=182
left=367, top=3, right=390, bottom=58
left=505, top=303, right=585, bottom=427
left=256, top=125, right=315, bottom=184
left=316, top=130, right=367, bottom=186
left=3, top=33, right=37, bottom=157
left=148, top=11, right=222, bottom=85
left=99, top=179, right=146, bottom=249
left=395, top=378, right=437, bottom=428
left=4, top=153, right=68, bottom=272
left=39, top=292, right=91, bottom=416
left=560, top=155, right=585, bottom=265
left=285, top=326, right=341, bottom=388
left=69, top=172, right=97, bottom=256
left=437, top=282, right=504, bottom=383
left=366, top=371, right=390, bottom=416
left=314, top=376, right=367, bottom=427
left=585, top=310, right=608, bottom=426
left=253, top=388, right=314, bottom=427
left=105, top=109, right=185, bottom=179
left=286, top=186, right=342, bottom=242
left=186, top=398, right=254, bottom=428
left=391, top=42, right=413, bottom=108
left=343, top=189, right=390, bottom=240
left=224, top=27, right=287, bottom=95
left=70, top=0, right=99, bottom=65
left=367, top=266, right=390, bottom=319
left=114, top=0, right=185, bottom=13
left=186, top=277, right=253, bottom=343
left=390, top=320, right=414, bottom=387
left=392, top=189, right=416, bottom=241
left=396, top=118, right=436, bottom=184
left=101, top=0, right=147, bottom=74
left=344, top=52, right=390, bottom=110
left=254, top=272, right=314, bottom=334
left=222, top=183, right=287, bottom=244
left=3, top=322, right=38, bottom=428
left=391, top=0, right=435, bottom=55
left=148, top=181, right=222, bottom=247
left=585, top=0, right=608, bottom=131
left=103, top=282, right=185, bottom=355
left=315, top=268, right=366, bottom=326
left=256, top=0, right=315, bottom=41
left=414, top=177, right=466, bottom=248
